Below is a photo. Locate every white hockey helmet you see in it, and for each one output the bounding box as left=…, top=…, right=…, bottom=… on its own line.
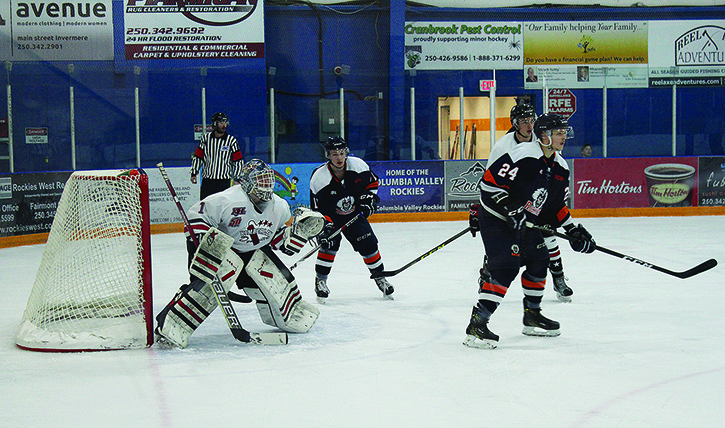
left=238, top=159, right=275, bottom=201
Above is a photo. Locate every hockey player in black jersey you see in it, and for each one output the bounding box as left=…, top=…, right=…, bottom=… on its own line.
left=464, top=114, right=596, bottom=349
left=309, top=136, right=394, bottom=302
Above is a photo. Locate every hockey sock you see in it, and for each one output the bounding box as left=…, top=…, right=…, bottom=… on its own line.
left=521, top=270, right=546, bottom=310
left=315, top=248, right=337, bottom=277
left=545, top=236, right=564, bottom=276
left=362, top=250, right=383, bottom=271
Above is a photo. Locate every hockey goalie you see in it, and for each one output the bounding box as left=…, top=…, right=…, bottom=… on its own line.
left=155, top=159, right=326, bottom=348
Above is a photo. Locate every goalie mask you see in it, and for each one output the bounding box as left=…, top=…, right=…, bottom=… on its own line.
left=239, top=159, right=275, bottom=202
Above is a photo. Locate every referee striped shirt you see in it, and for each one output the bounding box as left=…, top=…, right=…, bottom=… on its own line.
left=190, top=132, right=244, bottom=179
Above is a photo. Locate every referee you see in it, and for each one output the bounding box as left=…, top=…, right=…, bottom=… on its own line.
left=190, top=112, right=245, bottom=200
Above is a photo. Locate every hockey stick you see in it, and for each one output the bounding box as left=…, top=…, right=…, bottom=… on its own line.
left=370, top=226, right=473, bottom=279
left=156, top=162, right=288, bottom=345
left=525, top=221, right=717, bottom=279
left=289, top=213, right=362, bottom=271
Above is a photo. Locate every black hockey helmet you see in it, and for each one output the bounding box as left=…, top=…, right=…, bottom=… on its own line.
left=510, top=103, right=537, bottom=127
left=324, top=136, right=349, bottom=156
left=211, top=112, right=229, bottom=126
left=534, top=113, right=569, bottom=138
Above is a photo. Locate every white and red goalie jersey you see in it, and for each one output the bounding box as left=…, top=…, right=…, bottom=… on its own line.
left=186, top=185, right=292, bottom=254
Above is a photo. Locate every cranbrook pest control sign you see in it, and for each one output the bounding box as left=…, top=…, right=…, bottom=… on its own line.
left=404, top=21, right=523, bottom=70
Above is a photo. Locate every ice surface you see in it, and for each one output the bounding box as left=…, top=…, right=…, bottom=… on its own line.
left=2, top=216, right=724, bottom=427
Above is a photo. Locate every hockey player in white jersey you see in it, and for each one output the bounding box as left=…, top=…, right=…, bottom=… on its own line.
left=155, top=159, right=325, bottom=348
left=475, top=103, right=575, bottom=303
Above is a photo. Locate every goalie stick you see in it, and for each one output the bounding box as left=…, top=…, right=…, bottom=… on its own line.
left=289, top=213, right=362, bottom=271
left=370, top=226, right=472, bottom=279
left=156, top=162, right=288, bottom=345
left=525, top=221, right=717, bottom=279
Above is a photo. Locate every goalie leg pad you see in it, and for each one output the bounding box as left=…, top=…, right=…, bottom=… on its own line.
left=244, top=247, right=320, bottom=333
left=155, top=279, right=219, bottom=348
left=189, top=228, right=235, bottom=283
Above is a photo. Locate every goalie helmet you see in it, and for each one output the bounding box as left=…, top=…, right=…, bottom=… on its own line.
left=324, top=136, right=349, bottom=156
left=510, top=103, right=537, bottom=127
left=211, top=112, right=229, bottom=126
left=238, top=159, right=275, bottom=202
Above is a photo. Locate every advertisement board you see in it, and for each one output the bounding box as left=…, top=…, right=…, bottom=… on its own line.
left=404, top=21, right=523, bottom=71
left=444, top=160, right=486, bottom=211
left=572, top=157, right=699, bottom=208
left=0, top=171, right=72, bottom=237
left=123, top=0, right=265, bottom=60
left=697, top=157, right=725, bottom=206
left=1, top=0, right=114, bottom=61
left=371, top=161, right=446, bottom=213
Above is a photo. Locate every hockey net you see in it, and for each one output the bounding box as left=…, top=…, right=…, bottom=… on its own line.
left=15, top=169, right=153, bottom=352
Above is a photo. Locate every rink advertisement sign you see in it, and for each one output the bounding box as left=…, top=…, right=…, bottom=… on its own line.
left=572, top=157, right=698, bottom=208
left=146, top=167, right=198, bottom=225
left=123, top=0, right=265, bottom=60
left=444, top=160, right=486, bottom=211
left=648, top=21, right=725, bottom=87
left=547, top=89, right=576, bottom=120
left=370, top=161, right=445, bottom=213
left=0, top=0, right=114, bottom=61
left=404, top=21, right=523, bottom=71
left=523, top=21, right=649, bottom=89
left=697, top=157, right=725, bottom=206
left=0, top=171, right=71, bottom=238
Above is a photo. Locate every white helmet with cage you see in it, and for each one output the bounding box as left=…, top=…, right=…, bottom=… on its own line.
left=238, top=159, right=275, bottom=202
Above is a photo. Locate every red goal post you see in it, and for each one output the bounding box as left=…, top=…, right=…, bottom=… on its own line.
left=15, top=169, right=153, bottom=352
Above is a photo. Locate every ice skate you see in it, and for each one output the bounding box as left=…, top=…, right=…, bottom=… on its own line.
left=374, top=277, right=394, bottom=300
left=463, top=307, right=499, bottom=349
left=552, top=275, right=573, bottom=303
left=315, top=276, right=329, bottom=304
left=522, top=308, right=561, bottom=337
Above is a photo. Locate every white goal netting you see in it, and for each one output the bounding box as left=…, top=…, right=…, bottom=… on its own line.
left=15, top=170, right=153, bottom=351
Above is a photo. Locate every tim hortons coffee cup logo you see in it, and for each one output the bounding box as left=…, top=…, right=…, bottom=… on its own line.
left=644, top=163, right=696, bottom=207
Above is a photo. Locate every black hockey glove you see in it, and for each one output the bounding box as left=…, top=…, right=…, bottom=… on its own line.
left=564, top=223, right=596, bottom=254
left=504, top=206, right=526, bottom=231
left=469, top=204, right=482, bottom=237
left=316, top=222, right=337, bottom=249
left=358, top=193, right=379, bottom=218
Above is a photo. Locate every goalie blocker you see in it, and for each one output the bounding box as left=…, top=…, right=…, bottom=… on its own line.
left=156, top=228, right=320, bottom=348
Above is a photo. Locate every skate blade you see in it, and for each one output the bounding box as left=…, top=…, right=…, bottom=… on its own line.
left=463, top=334, right=497, bottom=349
left=555, top=293, right=572, bottom=303
left=382, top=293, right=394, bottom=301
left=522, top=326, right=561, bottom=337
left=316, top=296, right=327, bottom=305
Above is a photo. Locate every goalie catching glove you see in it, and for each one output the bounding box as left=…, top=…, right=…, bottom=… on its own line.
left=564, top=223, right=596, bottom=253
left=272, top=208, right=326, bottom=255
